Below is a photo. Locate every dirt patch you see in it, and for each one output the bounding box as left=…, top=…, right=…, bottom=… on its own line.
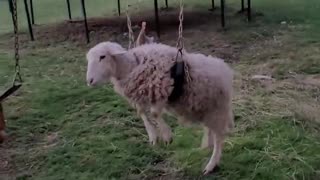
left=0, top=143, right=17, bottom=180
left=6, top=8, right=241, bottom=62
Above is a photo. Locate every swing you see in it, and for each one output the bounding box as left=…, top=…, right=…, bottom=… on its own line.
left=0, top=0, right=22, bottom=143
left=125, top=0, right=189, bottom=102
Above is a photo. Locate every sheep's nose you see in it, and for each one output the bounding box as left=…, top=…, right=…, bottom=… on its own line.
left=87, top=78, right=94, bottom=86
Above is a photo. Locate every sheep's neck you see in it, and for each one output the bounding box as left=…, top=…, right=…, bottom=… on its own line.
left=110, top=54, right=137, bottom=97
left=114, top=53, right=137, bottom=80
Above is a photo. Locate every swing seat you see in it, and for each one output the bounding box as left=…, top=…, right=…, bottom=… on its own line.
left=1, top=0, right=22, bottom=144
left=0, top=103, right=6, bottom=143
left=0, top=84, right=22, bottom=102
left=0, top=84, right=21, bottom=143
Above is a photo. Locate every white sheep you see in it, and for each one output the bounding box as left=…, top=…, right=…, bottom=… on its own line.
left=85, top=41, right=234, bottom=175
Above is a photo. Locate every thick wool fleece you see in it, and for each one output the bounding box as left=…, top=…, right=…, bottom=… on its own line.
left=118, top=43, right=234, bottom=132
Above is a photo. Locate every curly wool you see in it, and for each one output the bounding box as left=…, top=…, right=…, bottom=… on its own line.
left=118, top=43, right=233, bottom=131
left=119, top=44, right=178, bottom=106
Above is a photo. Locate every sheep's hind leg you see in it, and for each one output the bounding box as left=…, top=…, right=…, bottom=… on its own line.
left=151, top=107, right=173, bottom=145
left=136, top=106, right=158, bottom=145
left=203, top=131, right=225, bottom=175
left=201, top=126, right=214, bottom=149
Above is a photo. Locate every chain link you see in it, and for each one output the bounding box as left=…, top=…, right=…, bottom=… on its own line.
left=176, top=0, right=184, bottom=51
left=12, top=0, right=22, bottom=85
left=174, top=0, right=192, bottom=84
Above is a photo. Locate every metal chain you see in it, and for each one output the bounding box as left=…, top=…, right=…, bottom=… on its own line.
left=12, top=0, right=22, bottom=85
left=176, top=0, right=184, bottom=51
left=174, top=0, right=192, bottom=83
left=126, top=0, right=135, bottom=49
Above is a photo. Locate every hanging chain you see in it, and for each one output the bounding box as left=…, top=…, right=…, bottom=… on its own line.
left=176, top=0, right=184, bottom=51
left=175, top=0, right=185, bottom=64
left=126, top=0, right=135, bottom=49
left=174, top=0, right=192, bottom=83
left=12, top=0, right=22, bottom=85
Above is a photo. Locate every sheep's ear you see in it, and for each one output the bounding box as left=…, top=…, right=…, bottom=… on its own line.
left=110, top=50, right=127, bottom=60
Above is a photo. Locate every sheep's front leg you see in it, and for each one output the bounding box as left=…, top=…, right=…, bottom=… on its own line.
left=151, top=107, right=173, bottom=144
left=136, top=105, right=158, bottom=145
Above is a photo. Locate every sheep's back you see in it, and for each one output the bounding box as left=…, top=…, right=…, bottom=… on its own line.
left=170, top=53, right=233, bottom=119
left=121, top=43, right=233, bottom=117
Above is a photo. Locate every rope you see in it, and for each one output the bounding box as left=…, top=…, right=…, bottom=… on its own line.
left=12, top=0, right=22, bottom=85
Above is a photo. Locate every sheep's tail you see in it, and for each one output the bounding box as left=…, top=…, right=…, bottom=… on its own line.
left=135, top=22, right=147, bottom=46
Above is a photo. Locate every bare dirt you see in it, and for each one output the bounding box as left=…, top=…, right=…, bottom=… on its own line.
left=9, top=8, right=243, bottom=62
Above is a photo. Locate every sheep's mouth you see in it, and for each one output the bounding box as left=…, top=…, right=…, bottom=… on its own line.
left=87, top=82, right=99, bottom=87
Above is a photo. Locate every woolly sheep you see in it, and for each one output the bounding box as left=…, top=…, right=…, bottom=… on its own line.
left=86, top=41, right=234, bottom=175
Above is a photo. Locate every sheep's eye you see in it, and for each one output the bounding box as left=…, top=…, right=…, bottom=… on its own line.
left=99, top=55, right=106, bottom=62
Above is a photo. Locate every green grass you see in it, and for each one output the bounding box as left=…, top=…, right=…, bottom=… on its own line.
left=0, top=0, right=320, bottom=179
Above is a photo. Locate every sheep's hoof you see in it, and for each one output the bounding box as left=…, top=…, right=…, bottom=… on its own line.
left=161, top=132, right=173, bottom=145
left=202, top=165, right=220, bottom=176
left=149, top=139, right=158, bottom=146
left=163, top=138, right=173, bottom=145
left=149, top=136, right=158, bottom=146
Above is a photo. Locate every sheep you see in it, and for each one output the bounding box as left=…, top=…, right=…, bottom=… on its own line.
left=85, top=41, right=234, bottom=175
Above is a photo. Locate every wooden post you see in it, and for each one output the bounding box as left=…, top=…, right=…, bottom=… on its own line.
left=154, top=0, right=160, bottom=38
left=241, top=0, right=244, bottom=12
left=66, top=0, right=72, bottom=20
left=81, top=0, right=90, bottom=43
left=0, top=104, right=6, bottom=143
left=117, top=0, right=121, bottom=16
left=165, top=0, right=168, bottom=8
left=247, top=0, right=251, bottom=21
left=209, top=0, right=215, bottom=11
left=30, top=0, right=35, bottom=24
left=221, top=0, right=225, bottom=28
left=24, top=0, right=35, bottom=41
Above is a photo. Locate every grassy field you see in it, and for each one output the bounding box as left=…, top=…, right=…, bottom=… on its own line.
left=0, top=0, right=320, bottom=179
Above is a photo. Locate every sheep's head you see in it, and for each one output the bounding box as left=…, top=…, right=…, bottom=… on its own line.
left=86, top=42, right=126, bottom=87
